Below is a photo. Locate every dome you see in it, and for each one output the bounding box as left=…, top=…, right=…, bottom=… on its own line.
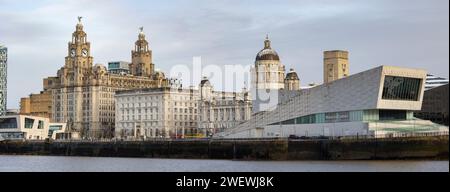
left=256, top=49, right=280, bottom=61
left=285, top=68, right=299, bottom=80
left=200, top=76, right=211, bottom=87
left=255, top=35, right=280, bottom=61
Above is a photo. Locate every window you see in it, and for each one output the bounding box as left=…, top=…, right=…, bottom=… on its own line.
left=379, top=110, right=406, bottom=121
left=382, top=76, right=421, bottom=101
left=25, top=118, right=35, bottom=129
left=0, top=118, right=18, bottom=129
left=38, top=120, right=44, bottom=129
left=281, top=119, right=295, bottom=125
left=48, top=125, right=63, bottom=137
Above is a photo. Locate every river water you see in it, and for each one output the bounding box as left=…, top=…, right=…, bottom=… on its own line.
left=0, top=155, right=447, bottom=172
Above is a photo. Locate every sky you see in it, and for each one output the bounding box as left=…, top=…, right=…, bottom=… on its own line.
left=0, top=0, right=449, bottom=109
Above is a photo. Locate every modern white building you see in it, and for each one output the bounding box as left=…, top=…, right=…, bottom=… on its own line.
left=0, top=115, right=73, bottom=140
left=424, top=74, right=448, bottom=90
left=218, top=65, right=449, bottom=138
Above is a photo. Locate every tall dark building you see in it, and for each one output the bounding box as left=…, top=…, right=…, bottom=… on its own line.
left=415, top=84, right=449, bottom=126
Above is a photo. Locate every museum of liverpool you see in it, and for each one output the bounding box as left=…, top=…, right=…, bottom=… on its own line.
left=218, top=66, right=449, bottom=138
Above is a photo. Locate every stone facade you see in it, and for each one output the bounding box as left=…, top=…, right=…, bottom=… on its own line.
left=250, top=36, right=286, bottom=113
left=198, top=77, right=252, bottom=137
left=284, top=68, right=300, bottom=91
left=129, top=28, right=154, bottom=77
left=39, top=19, right=169, bottom=138
left=115, top=87, right=199, bottom=139
left=114, top=77, right=252, bottom=139
left=20, top=91, right=52, bottom=119
left=323, top=50, right=349, bottom=84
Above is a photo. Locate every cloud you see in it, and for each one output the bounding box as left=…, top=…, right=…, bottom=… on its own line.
left=0, top=0, right=448, bottom=109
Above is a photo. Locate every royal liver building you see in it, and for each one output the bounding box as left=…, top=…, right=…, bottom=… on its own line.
left=42, top=18, right=170, bottom=138
left=0, top=45, right=7, bottom=116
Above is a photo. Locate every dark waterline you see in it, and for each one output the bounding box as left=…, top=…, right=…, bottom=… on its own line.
left=0, top=155, right=448, bottom=172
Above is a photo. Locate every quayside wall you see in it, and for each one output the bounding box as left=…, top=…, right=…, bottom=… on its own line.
left=0, top=136, right=448, bottom=160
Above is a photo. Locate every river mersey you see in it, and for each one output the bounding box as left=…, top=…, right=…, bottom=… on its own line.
left=0, top=155, right=448, bottom=172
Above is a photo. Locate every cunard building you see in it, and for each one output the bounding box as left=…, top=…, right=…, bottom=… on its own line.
left=29, top=18, right=170, bottom=138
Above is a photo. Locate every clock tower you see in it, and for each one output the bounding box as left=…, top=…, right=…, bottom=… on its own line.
left=130, top=27, right=154, bottom=77
left=63, top=16, right=93, bottom=86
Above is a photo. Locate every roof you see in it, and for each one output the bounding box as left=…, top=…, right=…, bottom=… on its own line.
left=285, top=69, right=299, bottom=80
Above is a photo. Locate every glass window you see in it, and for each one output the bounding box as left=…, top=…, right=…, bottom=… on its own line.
left=0, top=118, right=18, bottom=129
left=379, top=110, right=406, bottom=121
left=25, top=118, right=35, bottom=129
left=38, top=120, right=44, bottom=129
left=382, top=76, right=421, bottom=101
left=281, top=119, right=295, bottom=125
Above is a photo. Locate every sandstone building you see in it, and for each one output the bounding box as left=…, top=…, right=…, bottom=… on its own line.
left=23, top=18, right=170, bottom=138
left=323, top=50, right=349, bottom=83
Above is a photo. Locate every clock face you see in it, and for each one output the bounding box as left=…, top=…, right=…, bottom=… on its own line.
left=70, top=49, right=75, bottom=57
left=82, top=49, right=88, bottom=57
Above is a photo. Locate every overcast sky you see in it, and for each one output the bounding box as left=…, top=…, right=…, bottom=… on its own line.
left=1, top=0, right=448, bottom=109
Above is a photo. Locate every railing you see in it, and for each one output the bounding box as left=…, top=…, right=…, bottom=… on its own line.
left=2, top=131, right=447, bottom=143
left=51, top=137, right=287, bottom=143
left=317, top=131, right=449, bottom=141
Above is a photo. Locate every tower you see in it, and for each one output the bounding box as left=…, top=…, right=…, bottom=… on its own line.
left=63, top=16, right=93, bottom=86
left=199, top=76, right=213, bottom=101
left=251, top=35, right=286, bottom=113
left=284, top=68, right=300, bottom=91
left=130, top=27, right=154, bottom=77
left=323, top=50, right=349, bottom=83
left=0, top=45, right=7, bottom=116
left=54, top=17, right=94, bottom=135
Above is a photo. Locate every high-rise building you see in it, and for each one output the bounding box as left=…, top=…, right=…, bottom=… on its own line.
left=251, top=36, right=286, bottom=113
left=39, top=18, right=170, bottom=138
left=0, top=45, right=7, bottom=116
left=323, top=50, right=349, bottom=83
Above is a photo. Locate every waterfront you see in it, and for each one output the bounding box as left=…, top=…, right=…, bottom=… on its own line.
left=0, top=155, right=447, bottom=172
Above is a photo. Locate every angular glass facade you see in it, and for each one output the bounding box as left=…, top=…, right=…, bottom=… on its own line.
left=0, top=45, right=6, bottom=116
left=382, top=76, right=422, bottom=101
